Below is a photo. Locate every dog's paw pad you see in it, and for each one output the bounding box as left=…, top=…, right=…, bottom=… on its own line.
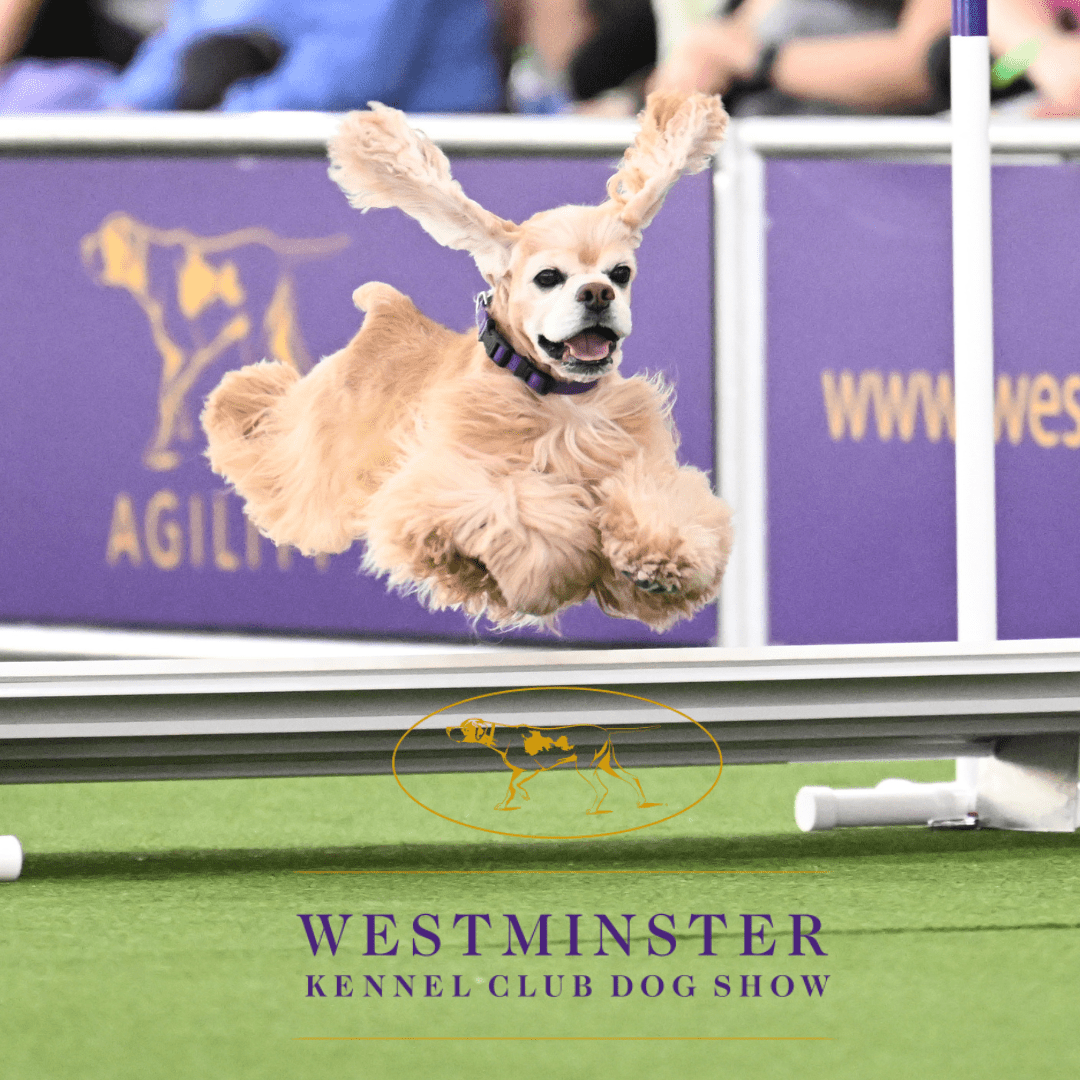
left=422, top=528, right=453, bottom=560
left=620, top=555, right=686, bottom=595
left=622, top=569, right=678, bottom=594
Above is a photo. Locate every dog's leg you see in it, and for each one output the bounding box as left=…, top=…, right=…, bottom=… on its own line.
left=363, top=453, right=602, bottom=623
left=586, top=767, right=613, bottom=815
left=202, top=283, right=457, bottom=557
left=203, top=278, right=417, bottom=462
left=595, top=455, right=733, bottom=631
left=571, top=763, right=605, bottom=814
left=495, top=764, right=529, bottom=811
left=203, top=359, right=299, bottom=448
left=514, top=769, right=541, bottom=801
left=597, top=744, right=663, bottom=809
left=468, top=471, right=601, bottom=619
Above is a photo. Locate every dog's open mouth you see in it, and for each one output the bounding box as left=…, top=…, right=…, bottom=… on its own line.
left=539, top=326, right=620, bottom=366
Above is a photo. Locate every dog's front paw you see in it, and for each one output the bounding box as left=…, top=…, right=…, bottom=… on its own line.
left=598, top=462, right=733, bottom=610
left=621, top=560, right=681, bottom=594
left=420, top=527, right=492, bottom=592
left=593, top=538, right=724, bottom=632
left=614, top=550, right=709, bottom=597
left=421, top=525, right=455, bottom=568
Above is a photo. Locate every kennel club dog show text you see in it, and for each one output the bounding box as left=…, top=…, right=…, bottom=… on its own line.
left=297, top=912, right=831, bottom=1004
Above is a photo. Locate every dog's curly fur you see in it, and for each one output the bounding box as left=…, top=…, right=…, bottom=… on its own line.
left=201, top=91, right=733, bottom=631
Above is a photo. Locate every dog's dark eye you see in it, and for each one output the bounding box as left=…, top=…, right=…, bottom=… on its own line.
left=533, top=269, right=565, bottom=289
left=608, top=265, right=633, bottom=287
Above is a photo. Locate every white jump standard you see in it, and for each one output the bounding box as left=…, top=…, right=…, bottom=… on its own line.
left=793, top=0, right=1080, bottom=832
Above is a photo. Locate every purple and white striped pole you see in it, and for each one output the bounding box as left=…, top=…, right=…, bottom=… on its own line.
left=951, top=0, right=997, bottom=644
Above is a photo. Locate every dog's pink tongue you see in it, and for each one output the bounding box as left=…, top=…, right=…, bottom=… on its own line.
left=565, top=330, right=612, bottom=362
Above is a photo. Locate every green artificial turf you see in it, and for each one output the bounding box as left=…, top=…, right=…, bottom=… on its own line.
left=1, top=760, right=1078, bottom=1080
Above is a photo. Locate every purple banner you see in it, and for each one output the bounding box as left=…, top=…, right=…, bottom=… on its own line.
left=767, top=158, right=1080, bottom=644
left=0, top=156, right=716, bottom=645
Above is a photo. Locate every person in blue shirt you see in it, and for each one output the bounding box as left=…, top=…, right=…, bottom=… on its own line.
left=0, top=0, right=504, bottom=112
left=102, top=0, right=503, bottom=112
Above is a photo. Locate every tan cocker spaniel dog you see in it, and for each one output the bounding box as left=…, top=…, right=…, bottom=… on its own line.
left=202, top=91, right=733, bottom=631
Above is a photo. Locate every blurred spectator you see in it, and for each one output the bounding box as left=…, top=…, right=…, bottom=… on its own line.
left=984, top=0, right=1080, bottom=115
left=651, top=0, right=947, bottom=114
left=0, top=0, right=165, bottom=109
left=0, top=0, right=161, bottom=67
left=102, top=0, right=503, bottom=111
left=0, top=0, right=504, bottom=113
left=502, top=0, right=657, bottom=112
left=649, top=0, right=1080, bottom=116
left=500, top=0, right=590, bottom=111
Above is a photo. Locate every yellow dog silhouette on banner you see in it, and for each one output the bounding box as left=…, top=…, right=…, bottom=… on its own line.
left=81, top=212, right=348, bottom=471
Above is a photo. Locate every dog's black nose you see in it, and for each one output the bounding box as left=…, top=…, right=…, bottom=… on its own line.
left=576, top=282, right=614, bottom=312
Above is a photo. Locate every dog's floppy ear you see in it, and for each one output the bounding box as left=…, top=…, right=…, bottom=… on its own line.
left=604, top=91, right=728, bottom=232
left=329, top=102, right=519, bottom=283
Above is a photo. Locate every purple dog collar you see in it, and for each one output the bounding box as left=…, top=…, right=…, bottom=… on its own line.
left=476, top=302, right=599, bottom=398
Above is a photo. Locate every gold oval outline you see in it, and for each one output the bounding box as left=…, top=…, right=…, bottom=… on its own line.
left=392, top=686, right=722, bottom=841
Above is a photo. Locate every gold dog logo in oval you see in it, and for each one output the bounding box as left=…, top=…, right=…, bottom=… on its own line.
left=392, top=687, right=722, bottom=841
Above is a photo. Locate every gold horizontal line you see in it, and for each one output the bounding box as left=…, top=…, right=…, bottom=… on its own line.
left=294, top=1036, right=832, bottom=1042
left=293, top=870, right=829, bottom=875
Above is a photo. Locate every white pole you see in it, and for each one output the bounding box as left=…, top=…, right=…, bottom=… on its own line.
left=951, top=0, right=998, bottom=644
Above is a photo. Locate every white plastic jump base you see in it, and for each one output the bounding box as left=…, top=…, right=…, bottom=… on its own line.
left=797, top=735, right=1080, bottom=832
left=796, top=779, right=977, bottom=831
left=0, top=835, right=23, bottom=881
left=798, top=13, right=1020, bottom=836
